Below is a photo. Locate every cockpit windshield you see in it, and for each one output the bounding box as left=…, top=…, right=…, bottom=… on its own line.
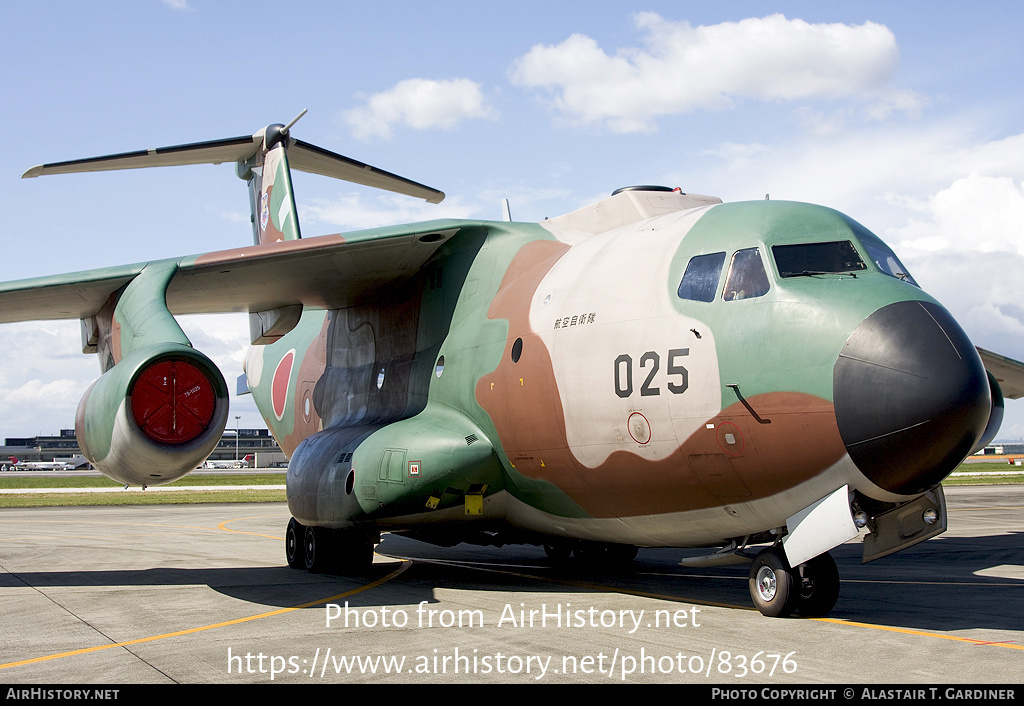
left=772, top=241, right=867, bottom=278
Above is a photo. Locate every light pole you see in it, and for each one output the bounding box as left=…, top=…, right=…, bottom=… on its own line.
left=234, top=415, right=241, bottom=462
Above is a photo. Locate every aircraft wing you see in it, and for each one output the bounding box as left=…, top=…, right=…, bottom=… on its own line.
left=977, top=347, right=1024, bottom=400
left=0, top=263, right=145, bottom=323
left=0, top=219, right=475, bottom=324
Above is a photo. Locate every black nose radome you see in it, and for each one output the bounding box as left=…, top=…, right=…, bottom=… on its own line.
left=834, top=300, right=990, bottom=495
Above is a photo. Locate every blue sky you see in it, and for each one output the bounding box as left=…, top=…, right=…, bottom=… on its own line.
left=2, top=1, right=1024, bottom=441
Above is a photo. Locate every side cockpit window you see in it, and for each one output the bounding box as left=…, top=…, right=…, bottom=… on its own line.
left=677, top=252, right=726, bottom=302
left=724, top=248, right=770, bottom=301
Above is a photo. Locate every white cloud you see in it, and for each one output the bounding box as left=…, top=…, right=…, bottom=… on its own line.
left=161, top=0, right=191, bottom=10
left=510, top=12, right=917, bottom=132
left=0, top=322, right=95, bottom=435
left=889, top=174, right=1024, bottom=256
left=3, top=378, right=85, bottom=409
left=344, top=78, right=497, bottom=140
left=683, top=124, right=1024, bottom=225
left=874, top=175, right=1024, bottom=360
left=0, top=316, right=265, bottom=438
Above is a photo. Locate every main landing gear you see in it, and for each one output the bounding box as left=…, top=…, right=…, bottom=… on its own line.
left=748, top=548, right=839, bottom=618
left=286, top=517, right=376, bottom=574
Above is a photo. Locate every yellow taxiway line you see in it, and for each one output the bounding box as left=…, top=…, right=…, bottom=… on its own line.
left=0, top=515, right=409, bottom=671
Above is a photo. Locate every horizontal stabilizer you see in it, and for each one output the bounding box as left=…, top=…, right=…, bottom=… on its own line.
left=289, top=140, right=444, bottom=203
left=23, top=129, right=444, bottom=204
left=21, top=135, right=261, bottom=177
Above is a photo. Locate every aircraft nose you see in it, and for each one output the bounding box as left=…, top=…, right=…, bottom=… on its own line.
left=833, top=300, right=990, bottom=495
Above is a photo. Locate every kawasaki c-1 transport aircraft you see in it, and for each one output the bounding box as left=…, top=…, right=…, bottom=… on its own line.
left=9, top=115, right=1024, bottom=618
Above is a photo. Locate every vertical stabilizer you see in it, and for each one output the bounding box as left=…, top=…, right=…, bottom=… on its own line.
left=238, top=118, right=304, bottom=245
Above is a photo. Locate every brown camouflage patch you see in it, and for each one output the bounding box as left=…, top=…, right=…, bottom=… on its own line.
left=279, top=314, right=330, bottom=456
left=476, top=240, right=846, bottom=517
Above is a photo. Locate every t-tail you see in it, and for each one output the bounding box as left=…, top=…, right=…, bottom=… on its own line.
left=22, top=110, right=445, bottom=246
left=239, top=111, right=305, bottom=243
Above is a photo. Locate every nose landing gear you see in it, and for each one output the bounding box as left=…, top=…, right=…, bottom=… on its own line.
left=749, top=548, right=839, bottom=618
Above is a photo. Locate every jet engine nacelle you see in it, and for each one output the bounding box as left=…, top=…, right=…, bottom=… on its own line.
left=75, top=343, right=229, bottom=486
left=971, top=371, right=1006, bottom=455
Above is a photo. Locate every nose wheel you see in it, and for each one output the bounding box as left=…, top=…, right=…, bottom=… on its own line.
left=749, top=549, right=799, bottom=617
left=748, top=548, right=840, bottom=617
left=794, top=552, right=840, bottom=617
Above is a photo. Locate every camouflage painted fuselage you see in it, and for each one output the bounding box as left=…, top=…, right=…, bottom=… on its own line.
left=249, top=191, right=990, bottom=549
left=9, top=126, right=1013, bottom=618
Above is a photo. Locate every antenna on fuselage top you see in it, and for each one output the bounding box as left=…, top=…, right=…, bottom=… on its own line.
left=283, top=109, right=307, bottom=134
left=502, top=198, right=512, bottom=222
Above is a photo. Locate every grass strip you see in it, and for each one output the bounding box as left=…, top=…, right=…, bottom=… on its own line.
left=0, top=473, right=285, bottom=489
left=0, top=462, right=1018, bottom=508
left=0, top=488, right=286, bottom=507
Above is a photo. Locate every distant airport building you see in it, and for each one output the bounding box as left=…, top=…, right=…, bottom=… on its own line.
left=975, top=442, right=1024, bottom=457
left=1, top=428, right=286, bottom=469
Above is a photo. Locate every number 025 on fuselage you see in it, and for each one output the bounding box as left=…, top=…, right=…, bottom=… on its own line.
left=11, top=122, right=1023, bottom=618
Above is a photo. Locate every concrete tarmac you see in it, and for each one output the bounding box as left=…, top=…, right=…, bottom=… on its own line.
left=0, top=486, right=1021, bottom=684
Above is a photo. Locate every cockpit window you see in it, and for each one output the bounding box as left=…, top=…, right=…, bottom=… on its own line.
left=772, top=241, right=867, bottom=278
left=677, top=252, right=726, bottom=302
left=723, top=248, right=770, bottom=300
left=857, top=231, right=919, bottom=286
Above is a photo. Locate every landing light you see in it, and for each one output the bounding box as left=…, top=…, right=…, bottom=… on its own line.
left=922, top=508, right=939, bottom=525
left=853, top=511, right=869, bottom=528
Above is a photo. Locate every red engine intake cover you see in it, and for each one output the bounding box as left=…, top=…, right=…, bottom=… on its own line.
left=129, top=359, right=217, bottom=445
